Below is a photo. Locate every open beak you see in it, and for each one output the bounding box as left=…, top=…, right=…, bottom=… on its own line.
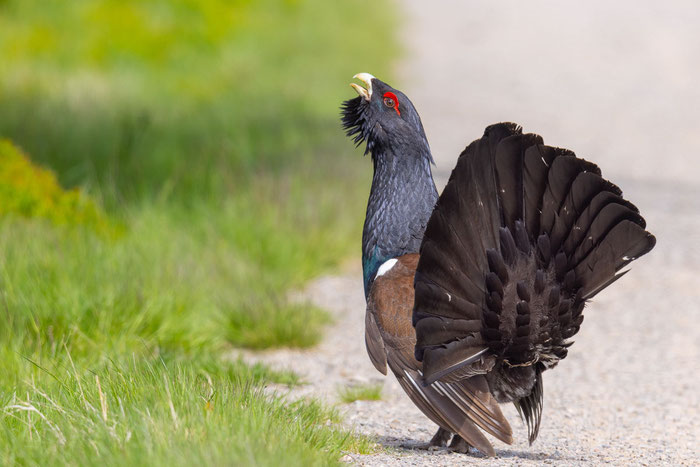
left=350, top=72, right=375, bottom=101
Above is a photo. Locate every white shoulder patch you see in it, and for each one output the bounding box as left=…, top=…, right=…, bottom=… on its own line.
left=375, top=258, right=398, bottom=279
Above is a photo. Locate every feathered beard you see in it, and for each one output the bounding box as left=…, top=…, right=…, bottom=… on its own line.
left=340, top=96, right=376, bottom=155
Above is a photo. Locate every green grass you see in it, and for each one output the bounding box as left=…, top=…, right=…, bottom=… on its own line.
left=0, top=0, right=395, bottom=349
left=0, top=0, right=394, bottom=204
left=338, top=383, right=384, bottom=403
left=0, top=217, right=378, bottom=464
left=1, top=352, right=376, bottom=466
left=0, top=0, right=396, bottom=463
left=0, top=204, right=344, bottom=356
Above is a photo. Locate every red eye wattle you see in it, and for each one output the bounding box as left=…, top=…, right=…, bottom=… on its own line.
left=382, top=91, right=401, bottom=116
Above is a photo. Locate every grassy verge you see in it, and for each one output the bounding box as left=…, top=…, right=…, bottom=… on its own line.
left=0, top=0, right=396, bottom=347
left=1, top=352, right=374, bottom=466
left=0, top=0, right=395, bottom=463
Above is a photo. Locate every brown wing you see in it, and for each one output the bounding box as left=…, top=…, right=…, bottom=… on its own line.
left=364, top=308, right=387, bottom=375
left=366, top=254, right=512, bottom=456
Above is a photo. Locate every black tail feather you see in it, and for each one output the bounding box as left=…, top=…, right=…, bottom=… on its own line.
left=414, top=122, right=655, bottom=398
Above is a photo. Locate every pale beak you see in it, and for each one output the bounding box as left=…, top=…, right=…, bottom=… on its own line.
left=350, top=72, right=375, bottom=101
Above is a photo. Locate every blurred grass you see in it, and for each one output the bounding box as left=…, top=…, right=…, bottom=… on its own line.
left=338, top=383, right=384, bottom=403
left=0, top=140, right=114, bottom=236
left=0, top=0, right=391, bottom=203
left=0, top=0, right=394, bottom=348
left=0, top=0, right=394, bottom=463
left=0, top=0, right=395, bottom=353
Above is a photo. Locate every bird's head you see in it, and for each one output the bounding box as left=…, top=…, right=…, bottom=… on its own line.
left=341, top=73, right=432, bottom=162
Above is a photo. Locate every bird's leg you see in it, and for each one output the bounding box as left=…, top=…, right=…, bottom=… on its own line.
left=401, top=427, right=452, bottom=451
left=428, top=427, right=452, bottom=447
left=448, top=435, right=473, bottom=454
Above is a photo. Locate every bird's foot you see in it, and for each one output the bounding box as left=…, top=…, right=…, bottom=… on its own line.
left=448, top=435, right=473, bottom=454
left=428, top=427, right=452, bottom=448
left=401, top=427, right=452, bottom=451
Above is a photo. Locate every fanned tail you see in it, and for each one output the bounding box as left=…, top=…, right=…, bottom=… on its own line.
left=413, top=123, right=655, bottom=444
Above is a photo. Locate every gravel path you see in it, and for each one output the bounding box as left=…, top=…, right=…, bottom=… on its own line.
left=242, top=2, right=699, bottom=465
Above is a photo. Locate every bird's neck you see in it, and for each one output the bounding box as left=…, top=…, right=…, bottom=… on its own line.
left=362, top=146, right=438, bottom=295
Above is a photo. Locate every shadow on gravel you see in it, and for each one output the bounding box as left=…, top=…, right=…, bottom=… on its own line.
left=376, top=435, right=581, bottom=462
left=495, top=449, right=580, bottom=462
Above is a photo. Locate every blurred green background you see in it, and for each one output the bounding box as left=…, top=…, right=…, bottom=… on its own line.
left=0, top=0, right=394, bottom=464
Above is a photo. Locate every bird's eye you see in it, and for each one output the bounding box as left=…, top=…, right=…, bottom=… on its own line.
left=382, top=92, right=401, bottom=116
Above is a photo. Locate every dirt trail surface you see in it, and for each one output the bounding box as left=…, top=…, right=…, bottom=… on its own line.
left=241, top=2, right=699, bottom=465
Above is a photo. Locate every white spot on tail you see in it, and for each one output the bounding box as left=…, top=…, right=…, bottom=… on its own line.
left=375, top=258, right=398, bottom=279
left=446, top=293, right=452, bottom=302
